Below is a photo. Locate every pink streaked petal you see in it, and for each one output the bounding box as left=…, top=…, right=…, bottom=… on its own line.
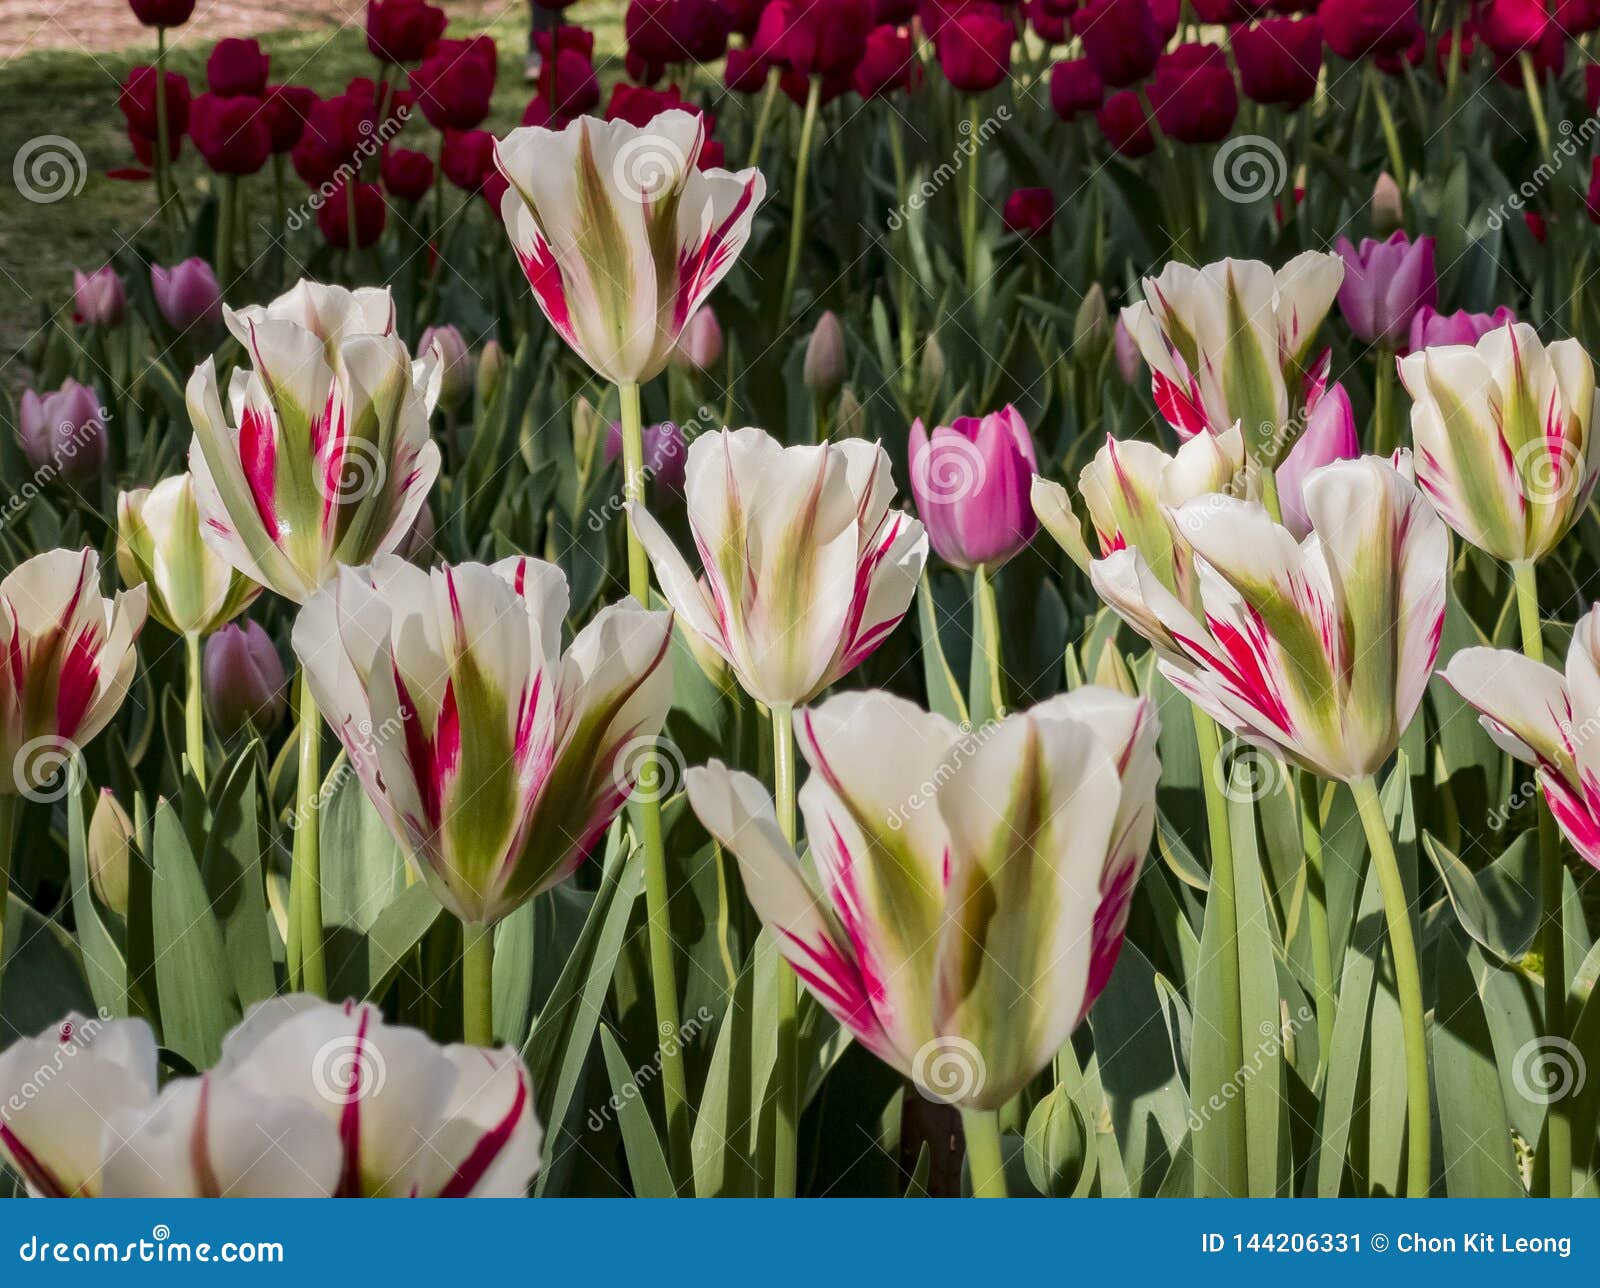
left=673, top=175, right=759, bottom=331
left=1150, top=368, right=1211, bottom=440
left=516, top=237, right=576, bottom=348
left=1545, top=768, right=1600, bottom=870
left=238, top=406, right=282, bottom=543
left=335, top=1007, right=373, bottom=1198
left=436, top=1061, right=531, bottom=1199
left=779, top=927, right=894, bottom=1061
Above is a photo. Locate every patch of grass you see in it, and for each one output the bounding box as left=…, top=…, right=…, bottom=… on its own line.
left=0, top=5, right=627, bottom=384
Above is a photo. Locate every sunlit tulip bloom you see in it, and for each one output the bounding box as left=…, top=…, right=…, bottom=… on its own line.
left=908, top=406, right=1039, bottom=571
left=1274, top=382, right=1360, bottom=539
left=100, top=1076, right=342, bottom=1197
left=494, top=109, right=766, bottom=386
left=685, top=687, right=1160, bottom=1109
left=1398, top=321, right=1599, bottom=565
left=217, top=996, right=543, bottom=1197
left=628, top=428, right=927, bottom=709
left=186, top=280, right=443, bottom=604
left=1091, top=455, right=1447, bottom=780
left=291, top=555, right=673, bottom=926
left=0, top=549, right=147, bottom=795
left=1120, top=252, right=1345, bottom=468
left=1444, top=605, right=1600, bottom=868
left=0, top=1012, right=158, bottom=1196
left=117, top=474, right=260, bottom=635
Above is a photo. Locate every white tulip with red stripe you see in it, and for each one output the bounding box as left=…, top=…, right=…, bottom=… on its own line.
left=629, top=427, right=927, bottom=709
left=186, top=280, right=442, bottom=604
left=685, top=688, right=1159, bottom=1111
left=117, top=473, right=259, bottom=635
left=1090, top=455, right=1447, bottom=781
left=495, top=110, right=766, bottom=386
left=216, top=996, right=542, bottom=1197
left=291, top=555, right=673, bottom=926
left=1444, top=604, right=1600, bottom=868
left=0, top=549, right=147, bottom=795
left=1399, top=321, right=1600, bottom=565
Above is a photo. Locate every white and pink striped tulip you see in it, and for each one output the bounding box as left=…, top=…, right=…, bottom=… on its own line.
left=1091, top=455, right=1447, bottom=781
left=0, top=549, right=147, bottom=796
left=495, top=110, right=766, bottom=386
left=629, top=427, right=927, bottom=709
left=1399, top=321, right=1599, bottom=565
left=685, top=688, right=1159, bottom=1110
left=291, top=555, right=673, bottom=926
left=1444, top=605, right=1600, bottom=869
left=186, top=280, right=443, bottom=604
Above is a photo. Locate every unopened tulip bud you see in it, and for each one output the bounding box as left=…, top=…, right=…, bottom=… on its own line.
left=920, top=331, right=946, bottom=390
left=673, top=306, right=724, bottom=372
left=150, top=258, right=223, bottom=335
left=835, top=386, right=865, bottom=438
left=73, top=266, right=125, bottom=327
left=88, top=790, right=134, bottom=916
left=1092, top=638, right=1139, bottom=696
left=1371, top=172, right=1403, bottom=237
left=477, top=338, right=506, bottom=406
left=1113, top=316, right=1143, bottom=385
left=1074, top=283, right=1110, bottom=355
left=419, top=324, right=472, bottom=412
left=572, top=395, right=603, bottom=473
left=804, top=310, right=847, bottom=402
left=117, top=474, right=259, bottom=636
left=203, top=621, right=288, bottom=739
left=17, top=379, right=108, bottom=484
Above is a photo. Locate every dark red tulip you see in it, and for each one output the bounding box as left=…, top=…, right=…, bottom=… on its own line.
left=876, top=0, right=919, bottom=17
left=1492, top=22, right=1563, bottom=83
left=1318, top=0, right=1420, bottom=59
left=1374, top=21, right=1424, bottom=73
left=1073, top=0, right=1162, bottom=87
left=1233, top=17, right=1322, bottom=107
left=780, top=66, right=852, bottom=105
left=317, top=181, right=387, bottom=248
left=1560, top=0, right=1600, bottom=33
left=534, top=23, right=595, bottom=58
left=854, top=24, right=921, bottom=97
left=381, top=146, right=435, bottom=201
left=1477, top=0, right=1548, bottom=54
left=1189, top=0, right=1250, bottom=16
left=1027, top=0, right=1072, bottom=40
left=725, top=46, right=773, bottom=91
left=1149, top=43, right=1237, bottom=144
left=628, top=0, right=732, bottom=64
left=1049, top=58, right=1104, bottom=119
left=722, top=0, right=770, bottom=36
left=1096, top=89, right=1153, bottom=155
left=119, top=65, right=191, bottom=139
left=189, top=93, right=272, bottom=175
left=754, top=0, right=871, bottom=78
left=1003, top=187, right=1054, bottom=237
left=937, top=11, right=1014, bottom=92
left=411, top=36, right=497, bottom=131
left=440, top=128, right=496, bottom=192
left=290, top=92, right=372, bottom=186
left=206, top=37, right=270, bottom=98
left=127, top=0, right=194, bottom=26
left=1433, top=19, right=1476, bottom=79
left=366, top=0, right=448, bottom=64
left=605, top=80, right=692, bottom=126
left=260, top=84, right=317, bottom=153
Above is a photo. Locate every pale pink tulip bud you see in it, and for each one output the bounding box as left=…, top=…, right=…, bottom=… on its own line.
left=204, top=621, right=288, bottom=739
left=673, top=306, right=724, bottom=372
left=73, top=266, right=125, bottom=327
left=150, top=258, right=223, bottom=334
left=17, top=379, right=108, bottom=484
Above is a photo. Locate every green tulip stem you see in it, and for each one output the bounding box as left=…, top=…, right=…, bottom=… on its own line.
left=961, top=1108, right=1007, bottom=1198
left=1513, top=559, right=1571, bottom=1196
left=745, top=64, right=782, bottom=171
left=1365, top=64, right=1408, bottom=200
left=1373, top=351, right=1396, bottom=457
left=184, top=631, right=205, bottom=791
left=462, top=921, right=495, bottom=1047
left=1349, top=773, right=1430, bottom=1197
left=1520, top=54, right=1553, bottom=162
left=154, top=28, right=173, bottom=241
left=216, top=176, right=238, bottom=292
left=0, top=793, right=15, bottom=1009
left=1192, top=711, right=1248, bottom=1194
left=962, top=96, right=981, bottom=294
left=617, top=376, right=693, bottom=1190
left=290, top=668, right=326, bottom=997
left=1297, top=769, right=1335, bottom=1080
left=772, top=702, right=800, bottom=1198
left=779, top=74, right=823, bottom=320
left=1259, top=465, right=1284, bottom=526
left=971, top=563, right=1006, bottom=724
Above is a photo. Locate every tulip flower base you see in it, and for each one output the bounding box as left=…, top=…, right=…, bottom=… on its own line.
left=7, top=0, right=1600, bottom=1209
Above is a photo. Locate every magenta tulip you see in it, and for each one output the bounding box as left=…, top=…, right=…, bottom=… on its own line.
left=1406, top=304, right=1516, bottom=353
left=908, top=406, right=1039, bottom=570
left=1274, top=382, right=1361, bottom=538
left=150, top=259, right=222, bottom=334
left=1335, top=231, right=1437, bottom=347
left=17, top=380, right=108, bottom=484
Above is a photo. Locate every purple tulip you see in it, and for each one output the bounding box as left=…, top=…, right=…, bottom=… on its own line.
left=908, top=405, right=1039, bottom=570
left=203, top=620, right=288, bottom=739
left=73, top=266, right=125, bottom=327
left=17, top=379, right=108, bottom=484
left=1113, top=315, right=1142, bottom=386
left=418, top=324, right=472, bottom=412
left=1406, top=304, right=1516, bottom=354
left=605, top=421, right=688, bottom=500
left=1335, top=231, right=1438, bottom=348
left=150, top=258, right=223, bottom=334
left=1275, top=382, right=1360, bottom=539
